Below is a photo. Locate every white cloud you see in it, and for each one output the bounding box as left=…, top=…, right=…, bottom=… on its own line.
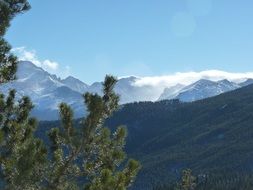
left=43, top=60, right=59, bottom=70
left=134, top=70, right=253, bottom=88
left=12, top=47, right=59, bottom=71
left=10, top=47, right=253, bottom=90
left=61, top=65, right=71, bottom=78
left=11, top=47, right=69, bottom=78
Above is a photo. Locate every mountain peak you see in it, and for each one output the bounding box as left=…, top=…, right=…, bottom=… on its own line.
left=158, top=83, right=186, bottom=101
left=218, top=79, right=232, bottom=84
left=119, top=76, right=139, bottom=80
left=2, top=61, right=253, bottom=120
left=61, top=76, right=88, bottom=93
left=19, top=60, right=36, bottom=66
left=175, top=78, right=239, bottom=102
left=64, top=76, right=75, bottom=80
left=239, top=78, right=253, bottom=87
left=194, top=79, right=215, bottom=85
left=18, top=61, right=42, bottom=70
left=118, top=76, right=139, bottom=84
left=62, top=76, right=86, bottom=84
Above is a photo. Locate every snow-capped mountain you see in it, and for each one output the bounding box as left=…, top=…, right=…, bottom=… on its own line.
left=158, top=84, right=185, bottom=101
left=239, top=79, right=253, bottom=87
left=159, top=79, right=253, bottom=102
left=61, top=76, right=88, bottom=93
left=87, top=76, right=159, bottom=103
left=176, top=79, right=240, bottom=102
left=0, top=61, right=85, bottom=120
left=0, top=61, right=159, bottom=120
left=1, top=61, right=253, bottom=120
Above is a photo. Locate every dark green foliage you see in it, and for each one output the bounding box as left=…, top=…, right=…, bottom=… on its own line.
left=44, top=75, right=140, bottom=190
left=175, top=169, right=196, bottom=190
left=106, top=84, right=253, bottom=189
left=0, top=76, right=140, bottom=189
left=0, top=0, right=30, bottom=83
left=155, top=172, right=253, bottom=190
left=194, top=173, right=253, bottom=190
left=0, top=0, right=30, bottom=36
left=37, top=84, right=253, bottom=189
left=0, top=1, right=47, bottom=189
left=154, top=169, right=196, bottom=190
left=0, top=90, right=47, bottom=190
left=0, top=4, right=140, bottom=188
left=3, top=1, right=253, bottom=189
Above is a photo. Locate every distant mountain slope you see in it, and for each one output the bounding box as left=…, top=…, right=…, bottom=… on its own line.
left=159, top=79, right=247, bottom=102
left=0, top=61, right=85, bottom=120
left=175, top=79, right=240, bottom=102
left=240, top=78, right=253, bottom=87
left=1, top=61, right=253, bottom=120
left=87, top=76, right=160, bottom=103
left=158, top=84, right=185, bottom=100
left=0, top=62, right=162, bottom=120
left=106, top=84, right=253, bottom=189
left=61, top=76, right=88, bottom=93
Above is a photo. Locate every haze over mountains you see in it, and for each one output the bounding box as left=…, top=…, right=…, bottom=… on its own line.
left=0, top=61, right=253, bottom=120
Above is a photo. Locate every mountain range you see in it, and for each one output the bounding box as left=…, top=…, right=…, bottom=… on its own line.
left=0, top=61, right=253, bottom=120
left=158, top=79, right=250, bottom=102
left=38, top=83, right=253, bottom=189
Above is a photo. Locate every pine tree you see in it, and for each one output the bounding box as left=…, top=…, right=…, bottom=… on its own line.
left=0, top=0, right=30, bottom=83
left=0, top=2, right=140, bottom=189
left=0, top=90, right=47, bottom=190
left=176, top=169, right=196, bottom=190
left=45, top=75, right=141, bottom=190
left=0, top=1, right=47, bottom=189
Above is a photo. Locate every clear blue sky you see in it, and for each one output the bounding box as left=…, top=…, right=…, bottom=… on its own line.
left=5, top=0, right=253, bottom=83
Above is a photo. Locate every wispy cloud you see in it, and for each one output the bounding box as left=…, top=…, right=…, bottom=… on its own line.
left=134, top=70, right=253, bottom=88
left=9, top=47, right=253, bottom=88
left=12, top=47, right=59, bottom=71
left=11, top=47, right=70, bottom=78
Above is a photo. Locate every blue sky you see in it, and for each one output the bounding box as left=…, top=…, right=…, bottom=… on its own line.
left=5, top=0, right=253, bottom=84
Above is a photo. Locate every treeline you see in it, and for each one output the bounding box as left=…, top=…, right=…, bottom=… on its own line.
left=154, top=170, right=253, bottom=190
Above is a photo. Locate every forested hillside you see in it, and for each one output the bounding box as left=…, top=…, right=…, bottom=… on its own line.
left=38, top=84, right=253, bottom=189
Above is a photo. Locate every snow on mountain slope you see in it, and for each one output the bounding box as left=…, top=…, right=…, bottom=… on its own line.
left=239, top=79, right=253, bottom=87
left=0, top=61, right=85, bottom=120
left=115, top=76, right=159, bottom=103
left=0, top=61, right=64, bottom=99
left=1, top=61, right=253, bottom=120
left=87, top=76, right=160, bottom=104
left=32, top=86, right=85, bottom=120
left=0, top=61, right=160, bottom=120
left=61, top=76, right=88, bottom=94
left=158, top=84, right=185, bottom=101
left=158, top=79, right=243, bottom=102
left=175, top=79, right=240, bottom=102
